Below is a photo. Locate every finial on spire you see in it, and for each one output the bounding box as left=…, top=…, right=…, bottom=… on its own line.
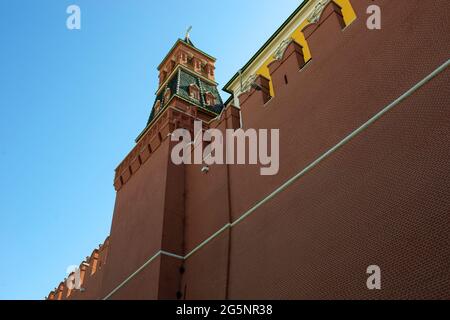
left=185, top=26, right=192, bottom=41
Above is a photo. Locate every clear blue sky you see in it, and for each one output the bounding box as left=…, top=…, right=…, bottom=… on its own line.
left=0, top=0, right=302, bottom=300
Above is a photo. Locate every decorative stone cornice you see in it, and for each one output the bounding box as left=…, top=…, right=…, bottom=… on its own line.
left=223, top=0, right=320, bottom=96
left=273, top=38, right=293, bottom=61
left=240, top=74, right=258, bottom=94
left=307, top=0, right=331, bottom=23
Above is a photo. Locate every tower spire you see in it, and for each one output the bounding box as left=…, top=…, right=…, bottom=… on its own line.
left=184, top=26, right=194, bottom=46
left=141, top=33, right=223, bottom=133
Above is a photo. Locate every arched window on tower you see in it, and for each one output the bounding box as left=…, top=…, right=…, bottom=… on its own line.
left=187, top=54, right=194, bottom=68
left=179, top=51, right=188, bottom=65
left=169, top=60, right=176, bottom=73
left=164, top=88, right=172, bottom=105
left=189, top=84, right=200, bottom=101
left=160, top=70, right=167, bottom=85
left=205, top=64, right=215, bottom=78
left=154, top=100, right=161, bottom=113
left=204, top=91, right=216, bottom=106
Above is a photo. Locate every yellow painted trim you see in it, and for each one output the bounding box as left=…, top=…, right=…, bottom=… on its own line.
left=255, top=0, right=356, bottom=97
left=337, top=0, right=357, bottom=26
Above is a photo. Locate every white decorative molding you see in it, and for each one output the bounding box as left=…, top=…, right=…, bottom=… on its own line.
left=307, top=0, right=331, bottom=24
left=273, top=38, right=293, bottom=61
left=240, top=74, right=258, bottom=94
left=228, top=0, right=322, bottom=106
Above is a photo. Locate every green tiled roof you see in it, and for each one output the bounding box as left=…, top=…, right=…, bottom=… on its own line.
left=147, top=67, right=224, bottom=125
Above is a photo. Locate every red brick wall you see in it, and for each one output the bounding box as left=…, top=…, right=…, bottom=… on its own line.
left=180, top=0, right=450, bottom=299
left=54, top=0, right=450, bottom=300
